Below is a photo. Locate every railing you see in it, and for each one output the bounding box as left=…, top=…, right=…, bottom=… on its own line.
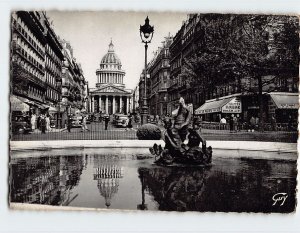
left=199, top=121, right=298, bottom=132
left=10, top=121, right=139, bottom=141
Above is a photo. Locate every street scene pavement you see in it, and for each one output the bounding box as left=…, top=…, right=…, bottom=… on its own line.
left=11, top=121, right=297, bottom=143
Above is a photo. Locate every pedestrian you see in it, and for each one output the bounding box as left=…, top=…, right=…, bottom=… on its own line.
left=104, top=115, right=110, bottom=130
left=45, top=114, right=51, bottom=132
left=250, top=116, right=256, bottom=132
left=67, top=115, right=72, bottom=133
left=81, top=115, right=89, bottom=132
left=229, top=114, right=234, bottom=132
left=31, top=113, right=36, bottom=131
left=233, top=115, right=238, bottom=132
left=40, top=114, right=46, bottom=134
left=126, top=116, right=133, bottom=131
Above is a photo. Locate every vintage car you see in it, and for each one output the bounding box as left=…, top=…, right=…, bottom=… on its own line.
left=114, top=114, right=129, bottom=128
left=71, top=115, right=82, bottom=128
left=11, top=113, right=31, bottom=134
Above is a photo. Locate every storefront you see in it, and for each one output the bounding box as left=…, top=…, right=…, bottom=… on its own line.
left=268, top=92, right=299, bottom=123
left=194, top=94, right=242, bottom=122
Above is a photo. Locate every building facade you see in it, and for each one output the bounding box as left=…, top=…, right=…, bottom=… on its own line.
left=166, top=13, right=298, bottom=125
left=147, top=34, right=173, bottom=116
left=89, top=41, right=132, bottom=115
left=61, top=40, right=87, bottom=124
left=10, top=11, right=88, bottom=129
left=11, top=11, right=48, bottom=114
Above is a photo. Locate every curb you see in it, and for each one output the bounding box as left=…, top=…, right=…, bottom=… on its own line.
left=10, top=140, right=297, bottom=153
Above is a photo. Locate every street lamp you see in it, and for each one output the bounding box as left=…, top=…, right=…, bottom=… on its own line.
left=140, top=16, right=154, bottom=125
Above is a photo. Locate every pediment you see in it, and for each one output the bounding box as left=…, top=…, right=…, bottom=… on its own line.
left=90, top=84, right=131, bottom=94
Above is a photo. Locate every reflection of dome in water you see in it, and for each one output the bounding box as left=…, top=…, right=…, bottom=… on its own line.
left=94, top=164, right=124, bottom=208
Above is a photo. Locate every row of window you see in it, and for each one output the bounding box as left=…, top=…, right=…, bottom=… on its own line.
left=15, top=36, right=44, bottom=69
left=45, top=72, right=57, bottom=88
left=100, top=64, right=122, bottom=70
left=45, top=55, right=61, bottom=77
left=28, top=84, right=44, bottom=100
left=12, top=15, right=44, bottom=57
left=46, top=88, right=59, bottom=102
left=46, top=44, right=62, bottom=67
left=14, top=56, right=44, bottom=81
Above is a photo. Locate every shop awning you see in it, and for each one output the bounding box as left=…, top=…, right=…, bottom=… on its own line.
left=270, top=92, right=299, bottom=109
left=10, top=95, right=30, bottom=112
left=195, top=97, right=242, bottom=115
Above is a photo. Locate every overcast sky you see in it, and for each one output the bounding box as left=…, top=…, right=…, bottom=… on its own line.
left=46, top=11, right=187, bottom=90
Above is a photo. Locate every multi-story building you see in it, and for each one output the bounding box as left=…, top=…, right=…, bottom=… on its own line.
left=11, top=11, right=48, bottom=114
left=10, top=11, right=87, bottom=129
left=147, top=34, right=173, bottom=116
left=61, top=40, right=87, bottom=124
left=132, top=85, right=139, bottom=114
left=167, top=13, right=298, bottom=125
left=42, top=12, right=64, bottom=127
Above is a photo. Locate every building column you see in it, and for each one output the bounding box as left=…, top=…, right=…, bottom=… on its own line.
left=112, top=95, right=116, bottom=114
left=91, top=96, right=95, bottom=113
left=105, top=95, right=109, bottom=114
left=99, top=95, right=102, bottom=112
left=126, top=96, right=129, bottom=114
left=120, top=96, right=123, bottom=113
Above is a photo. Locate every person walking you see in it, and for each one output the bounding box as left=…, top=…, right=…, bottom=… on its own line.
left=40, top=114, right=46, bottom=134
left=126, top=115, right=133, bottom=131
left=104, top=115, right=110, bottom=130
left=229, top=114, right=234, bottom=132
left=30, top=113, right=36, bottom=132
left=46, top=114, right=51, bottom=132
left=250, top=116, right=256, bottom=132
left=81, top=115, right=89, bottom=132
left=233, top=115, right=238, bottom=132
left=67, top=115, right=72, bottom=133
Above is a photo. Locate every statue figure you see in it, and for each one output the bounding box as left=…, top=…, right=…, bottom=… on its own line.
left=150, top=97, right=212, bottom=166
left=173, top=97, right=192, bottom=142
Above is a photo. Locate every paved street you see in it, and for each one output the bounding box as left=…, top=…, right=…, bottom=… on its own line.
left=11, top=122, right=297, bottom=143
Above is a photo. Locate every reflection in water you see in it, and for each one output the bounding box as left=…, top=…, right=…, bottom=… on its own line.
left=138, top=159, right=297, bottom=212
left=10, top=155, right=85, bottom=205
left=10, top=152, right=297, bottom=212
left=93, top=155, right=124, bottom=208
left=138, top=167, right=209, bottom=211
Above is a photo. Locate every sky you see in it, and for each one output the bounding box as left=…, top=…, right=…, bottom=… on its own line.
left=46, top=11, right=187, bottom=90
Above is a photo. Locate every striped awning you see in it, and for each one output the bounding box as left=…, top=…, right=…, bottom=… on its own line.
left=270, top=92, right=299, bottom=109
left=10, top=95, right=30, bottom=112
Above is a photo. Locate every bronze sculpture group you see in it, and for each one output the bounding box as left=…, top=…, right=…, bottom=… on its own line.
left=150, top=97, right=212, bottom=166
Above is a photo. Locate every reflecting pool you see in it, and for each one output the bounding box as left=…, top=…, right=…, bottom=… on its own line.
left=9, top=149, right=297, bottom=212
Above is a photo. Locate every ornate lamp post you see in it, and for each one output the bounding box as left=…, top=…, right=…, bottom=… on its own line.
left=140, top=16, right=154, bottom=125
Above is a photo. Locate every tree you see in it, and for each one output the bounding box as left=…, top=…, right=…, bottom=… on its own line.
left=179, top=14, right=299, bottom=131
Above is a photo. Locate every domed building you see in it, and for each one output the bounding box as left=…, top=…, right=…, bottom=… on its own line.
left=89, top=40, right=132, bottom=115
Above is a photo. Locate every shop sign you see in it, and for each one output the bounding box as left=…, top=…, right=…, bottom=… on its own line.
left=279, top=103, right=297, bottom=109
left=222, top=98, right=242, bottom=113
left=202, top=107, right=222, bottom=114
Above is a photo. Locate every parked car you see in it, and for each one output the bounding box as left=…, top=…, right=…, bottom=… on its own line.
left=112, top=113, right=124, bottom=125
left=11, top=113, right=31, bottom=134
left=71, top=116, right=82, bottom=128
left=115, top=114, right=129, bottom=128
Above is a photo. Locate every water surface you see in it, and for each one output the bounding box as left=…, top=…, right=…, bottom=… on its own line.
left=10, top=149, right=297, bottom=212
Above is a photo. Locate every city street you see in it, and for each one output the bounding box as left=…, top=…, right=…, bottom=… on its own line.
left=11, top=121, right=297, bottom=142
